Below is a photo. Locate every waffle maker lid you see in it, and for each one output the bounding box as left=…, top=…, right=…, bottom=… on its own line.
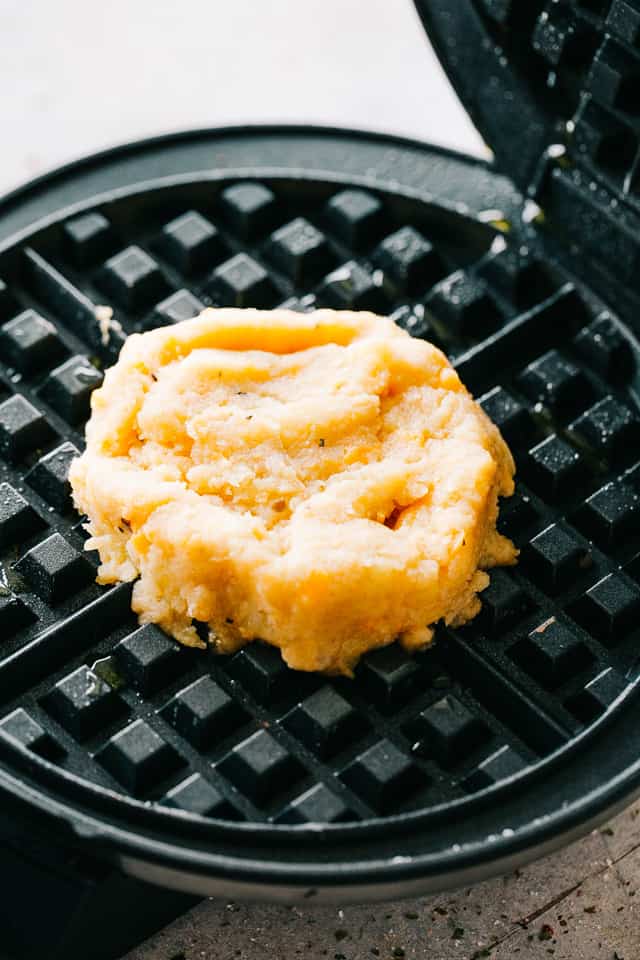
left=415, top=0, right=640, bottom=321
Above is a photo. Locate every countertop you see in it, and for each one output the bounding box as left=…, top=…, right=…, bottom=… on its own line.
left=125, top=804, right=640, bottom=960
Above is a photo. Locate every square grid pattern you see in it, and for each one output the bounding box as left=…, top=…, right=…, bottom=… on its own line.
left=0, top=175, right=637, bottom=826
left=474, top=0, right=640, bottom=307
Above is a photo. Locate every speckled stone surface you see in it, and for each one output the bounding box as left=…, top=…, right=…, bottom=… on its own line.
left=125, top=803, right=640, bottom=960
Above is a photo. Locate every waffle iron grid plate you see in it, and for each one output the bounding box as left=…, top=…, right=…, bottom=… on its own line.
left=0, top=128, right=638, bottom=946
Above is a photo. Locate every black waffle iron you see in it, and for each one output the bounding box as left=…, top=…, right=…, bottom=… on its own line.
left=2, top=2, right=640, bottom=957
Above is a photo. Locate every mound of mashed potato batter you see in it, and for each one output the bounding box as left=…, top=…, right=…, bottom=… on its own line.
left=70, top=308, right=517, bottom=675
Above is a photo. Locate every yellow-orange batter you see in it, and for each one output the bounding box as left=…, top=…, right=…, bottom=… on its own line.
left=70, top=308, right=517, bottom=675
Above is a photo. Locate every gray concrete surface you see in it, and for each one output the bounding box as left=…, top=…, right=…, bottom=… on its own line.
left=125, top=803, right=640, bottom=959
left=3, top=3, right=638, bottom=958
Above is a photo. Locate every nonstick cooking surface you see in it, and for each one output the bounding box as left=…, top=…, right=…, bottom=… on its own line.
left=417, top=0, right=640, bottom=322
left=0, top=129, right=638, bottom=897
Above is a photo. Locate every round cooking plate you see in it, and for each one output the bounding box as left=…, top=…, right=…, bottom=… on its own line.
left=0, top=127, right=639, bottom=901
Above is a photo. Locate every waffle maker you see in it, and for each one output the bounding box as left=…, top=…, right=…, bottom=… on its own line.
left=2, top=2, right=640, bottom=957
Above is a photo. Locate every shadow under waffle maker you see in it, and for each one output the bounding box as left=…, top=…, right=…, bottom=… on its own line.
left=2, top=3, right=640, bottom=958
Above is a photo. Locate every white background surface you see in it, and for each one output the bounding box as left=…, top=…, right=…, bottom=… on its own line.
left=1, top=0, right=486, bottom=195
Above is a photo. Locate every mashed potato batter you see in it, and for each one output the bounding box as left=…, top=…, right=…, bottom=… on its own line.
left=70, top=308, right=517, bottom=675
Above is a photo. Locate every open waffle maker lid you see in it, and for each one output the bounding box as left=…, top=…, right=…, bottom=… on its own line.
left=0, top=2, right=640, bottom=908
left=415, top=0, right=640, bottom=321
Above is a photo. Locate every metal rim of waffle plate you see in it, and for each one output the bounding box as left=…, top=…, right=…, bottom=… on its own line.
left=0, top=127, right=639, bottom=900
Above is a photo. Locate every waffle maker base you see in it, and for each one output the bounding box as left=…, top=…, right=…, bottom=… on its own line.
left=1, top=127, right=640, bottom=960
